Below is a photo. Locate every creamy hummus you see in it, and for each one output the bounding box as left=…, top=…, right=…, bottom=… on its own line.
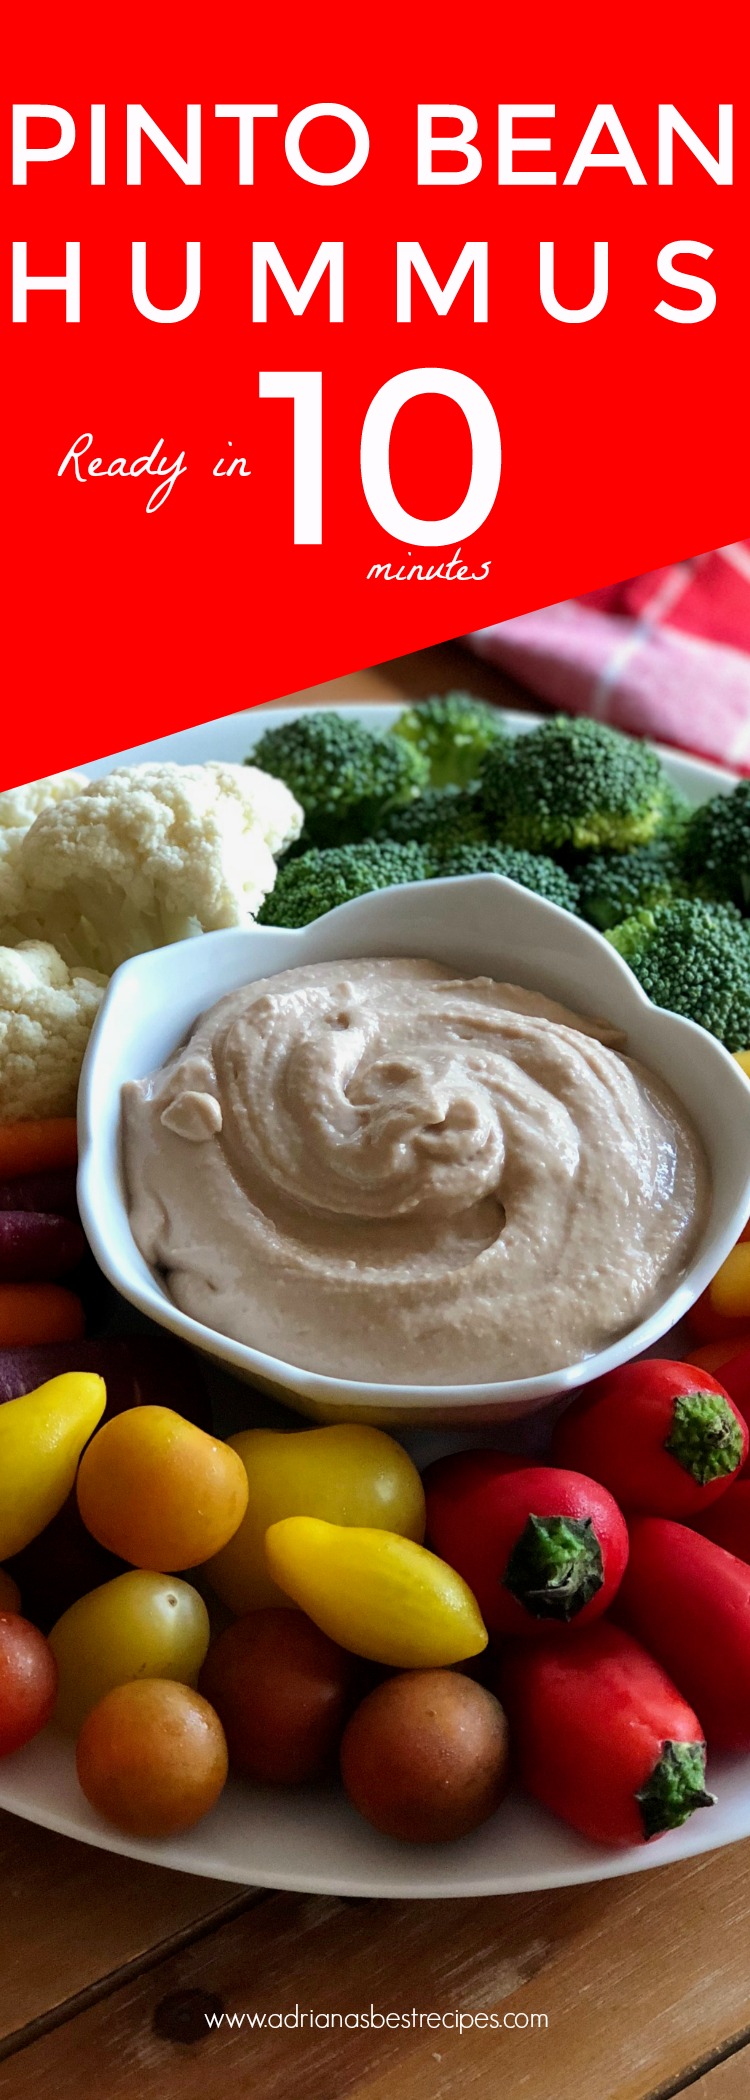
left=122, top=958, right=705, bottom=1385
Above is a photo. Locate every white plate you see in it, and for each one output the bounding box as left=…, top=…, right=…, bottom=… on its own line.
left=2, top=701, right=746, bottom=1897
left=83, top=699, right=740, bottom=806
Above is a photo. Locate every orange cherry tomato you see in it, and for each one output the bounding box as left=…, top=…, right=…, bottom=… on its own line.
left=75, top=1679, right=228, bottom=1837
left=77, top=1407, right=248, bottom=1570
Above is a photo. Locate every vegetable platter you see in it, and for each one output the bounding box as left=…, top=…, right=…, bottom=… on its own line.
left=2, top=702, right=750, bottom=1898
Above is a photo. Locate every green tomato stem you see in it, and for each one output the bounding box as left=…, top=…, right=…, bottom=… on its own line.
left=502, top=1514, right=604, bottom=1622
left=635, top=1740, right=715, bottom=1840
left=665, top=1391, right=744, bottom=1486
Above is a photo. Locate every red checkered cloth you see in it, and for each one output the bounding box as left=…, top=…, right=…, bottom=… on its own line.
left=469, top=545, right=750, bottom=768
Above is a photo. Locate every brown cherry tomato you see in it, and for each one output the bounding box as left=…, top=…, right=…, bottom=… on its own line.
left=199, top=1607, right=358, bottom=1784
left=340, top=1669, right=510, bottom=1843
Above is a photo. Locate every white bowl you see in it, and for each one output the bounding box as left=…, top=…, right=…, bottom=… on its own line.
left=78, top=874, right=750, bottom=1427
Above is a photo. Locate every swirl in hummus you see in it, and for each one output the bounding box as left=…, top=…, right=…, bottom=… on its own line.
left=121, top=957, right=706, bottom=1385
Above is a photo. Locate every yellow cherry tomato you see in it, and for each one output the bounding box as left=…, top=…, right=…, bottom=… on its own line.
left=264, top=1517, right=487, bottom=1668
left=733, top=1051, right=750, bottom=1080
left=207, top=1425, right=426, bottom=1614
left=0, top=1374, right=106, bottom=1560
left=49, top=1570, right=210, bottom=1733
left=709, top=1243, right=750, bottom=1320
left=77, top=1406, right=248, bottom=1571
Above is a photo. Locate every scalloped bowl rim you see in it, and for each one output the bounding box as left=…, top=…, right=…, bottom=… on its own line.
left=77, top=872, right=750, bottom=1416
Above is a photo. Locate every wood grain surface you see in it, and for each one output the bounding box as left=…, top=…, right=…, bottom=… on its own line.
left=5, top=1835, right=750, bottom=2098
left=687, top=2055, right=750, bottom=2100
left=1, top=642, right=745, bottom=2100
left=0, top=1812, right=245, bottom=2044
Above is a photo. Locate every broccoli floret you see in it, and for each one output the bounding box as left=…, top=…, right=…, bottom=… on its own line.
left=377, top=787, right=488, bottom=858
left=250, top=713, right=428, bottom=846
left=658, top=784, right=692, bottom=847
left=391, top=693, right=508, bottom=790
left=258, top=839, right=430, bottom=927
left=578, top=844, right=687, bottom=932
left=607, top=899, right=750, bottom=1049
left=683, top=783, right=750, bottom=909
left=439, top=842, right=580, bottom=913
left=480, top=715, right=673, bottom=853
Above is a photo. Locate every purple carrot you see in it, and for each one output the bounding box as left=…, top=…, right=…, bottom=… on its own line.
left=0, top=1334, right=212, bottom=1429
left=0, top=1211, right=86, bottom=1283
left=0, top=1168, right=79, bottom=1218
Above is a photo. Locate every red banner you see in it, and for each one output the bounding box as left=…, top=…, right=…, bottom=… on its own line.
left=4, top=0, right=748, bottom=781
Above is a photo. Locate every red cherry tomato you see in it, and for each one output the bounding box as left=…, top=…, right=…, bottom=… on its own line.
left=687, top=1338, right=750, bottom=1376
left=551, top=1360, right=747, bottom=1518
left=499, top=1624, right=713, bottom=1848
left=687, top=1286, right=750, bottom=1344
left=711, top=1346, right=750, bottom=1474
left=0, top=1612, right=57, bottom=1755
left=616, top=1518, right=750, bottom=1752
left=424, top=1459, right=628, bottom=1638
left=693, top=1479, right=750, bottom=1562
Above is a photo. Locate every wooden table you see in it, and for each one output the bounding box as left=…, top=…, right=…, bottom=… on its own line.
left=3, top=647, right=749, bottom=2100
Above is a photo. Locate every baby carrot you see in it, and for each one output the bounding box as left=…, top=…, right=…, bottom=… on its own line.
left=0, top=1285, right=85, bottom=1347
left=0, top=1122, right=78, bottom=1179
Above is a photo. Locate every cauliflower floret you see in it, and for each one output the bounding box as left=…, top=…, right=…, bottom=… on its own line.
left=8, top=761, right=304, bottom=974
left=0, top=772, right=89, bottom=833
left=0, top=774, right=90, bottom=940
left=0, top=941, right=106, bottom=1122
left=0, top=832, right=26, bottom=927
left=239, top=764, right=307, bottom=859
